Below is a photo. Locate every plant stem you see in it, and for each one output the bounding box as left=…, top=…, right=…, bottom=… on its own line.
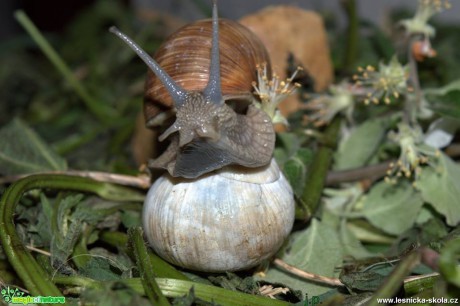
left=0, top=174, right=142, bottom=296
left=0, top=170, right=150, bottom=189
left=403, top=273, right=439, bottom=296
left=406, top=36, right=422, bottom=124
left=273, top=258, right=344, bottom=287
left=14, top=10, right=117, bottom=125
left=326, top=160, right=394, bottom=185
left=130, top=227, right=171, bottom=306
left=99, top=231, right=129, bottom=248
left=101, top=230, right=190, bottom=281
left=366, top=251, right=420, bottom=306
left=341, top=0, right=359, bottom=72
left=53, top=276, right=291, bottom=306
left=297, top=118, right=341, bottom=220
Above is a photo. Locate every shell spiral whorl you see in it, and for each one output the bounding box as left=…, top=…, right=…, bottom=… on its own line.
left=143, top=159, right=295, bottom=272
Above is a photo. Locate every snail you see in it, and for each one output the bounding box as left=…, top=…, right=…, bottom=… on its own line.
left=111, top=0, right=296, bottom=272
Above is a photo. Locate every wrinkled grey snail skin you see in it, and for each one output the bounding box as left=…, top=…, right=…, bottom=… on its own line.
left=110, top=0, right=274, bottom=179
left=111, top=0, right=294, bottom=272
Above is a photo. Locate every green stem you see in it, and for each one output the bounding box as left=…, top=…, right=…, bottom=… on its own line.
left=52, top=275, right=104, bottom=290
left=53, top=276, right=290, bottom=306
left=406, top=36, right=422, bottom=125
left=342, top=0, right=359, bottom=71
left=0, top=174, right=142, bottom=296
left=101, top=230, right=190, bottom=281
left=403, top=273, right=440, bottom=296
left=297, top=118, right=341, bottom=220
left=367, top=251, right=420, bottom=306
left=14, top=10, right=117, bottom=125
left=99, top=231, right=128, bottom=248
left=129, top=227, right=171, bottom=306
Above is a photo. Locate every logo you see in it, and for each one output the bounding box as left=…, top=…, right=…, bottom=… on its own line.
left=304, top=294, right=321, bottom=306
left=1, top=286, right=65, bottom=304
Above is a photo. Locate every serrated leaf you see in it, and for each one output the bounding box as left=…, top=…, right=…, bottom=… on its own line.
left=259, top=219, right=342, bottom=296
left=361, top=181, right=424, bottom=235
left=417, top=153, right=460, bottom=226
left=51, top=194, right=85, bottom=271
left=275, top=133, right=304, bottom=159
left=274, top=132, right=313, bottom=197
left=208, top=273, right=259, bottom=295
left=334, top=118, right=388, bottom=170
left=282, top=149, right=313, bottom=196
left=0, top=118, right=67, bottom=175
left=283, top=159, right=304, bottom=193
left=79, top=256, right=122, bottom=281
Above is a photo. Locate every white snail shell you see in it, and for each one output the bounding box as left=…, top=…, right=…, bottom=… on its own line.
left=143, top=158, right=295, bottom=272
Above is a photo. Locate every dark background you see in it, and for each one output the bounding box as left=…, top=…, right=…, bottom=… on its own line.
left=2, top=0, right=459, bottom=41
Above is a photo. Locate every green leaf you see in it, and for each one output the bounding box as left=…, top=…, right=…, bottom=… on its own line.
left=424, top=79, right=460, bottom=119
left=427, top=91, right=460, bottom=119
left=417, top=153, right=460, bottom=226
left=275, top=133, right=305, bottom=162
left=209, top=273, right=258, bottom=295
left=322, top=196, right=373, bottom=259
left=0, top=118, right=67, bottom=175
left=334, top=118, right=389, bottom=170
left=81, top=281, right=151, bottom=306
left=23, top=194, right=54, bottom=247
left=259, top=219, right=342, bottom=296
left=51, top=194, right=87, bottom=271
left=340, top=221, right=374, bottom=259
left=361, top=181, right=424, bottom=235
left=439, top=238, right=460, bottom=287
left=424, top=117, right=460, bottom=149
left=282, top=148, right=314, bottom=197
left=120, top=210, right=142, bottom=228
left=274, top=132, right=313, bottom=198
left=80, top=256, right=123, bottom=281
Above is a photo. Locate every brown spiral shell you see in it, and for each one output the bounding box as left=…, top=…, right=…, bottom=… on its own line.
left=143, top=18, right=272, bottom=127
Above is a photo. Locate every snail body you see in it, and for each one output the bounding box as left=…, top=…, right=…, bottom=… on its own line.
left=111, top=0, right=295, bottom=272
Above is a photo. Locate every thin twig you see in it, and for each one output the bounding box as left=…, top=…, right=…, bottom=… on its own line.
left=403, top=272, right=439, bottom=283
left=0, top=171, right=151, bottom=189
left=325, top=142, right=460, bottom=185
left=326, top=160, right=394, bottom=186
left=26, top=245, right=51, bottom=257
left=406, top=36, right=422, bottom=124
left=273, top=259, right=438, bottom=290
left=273, top=258, right=345, bottom=287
